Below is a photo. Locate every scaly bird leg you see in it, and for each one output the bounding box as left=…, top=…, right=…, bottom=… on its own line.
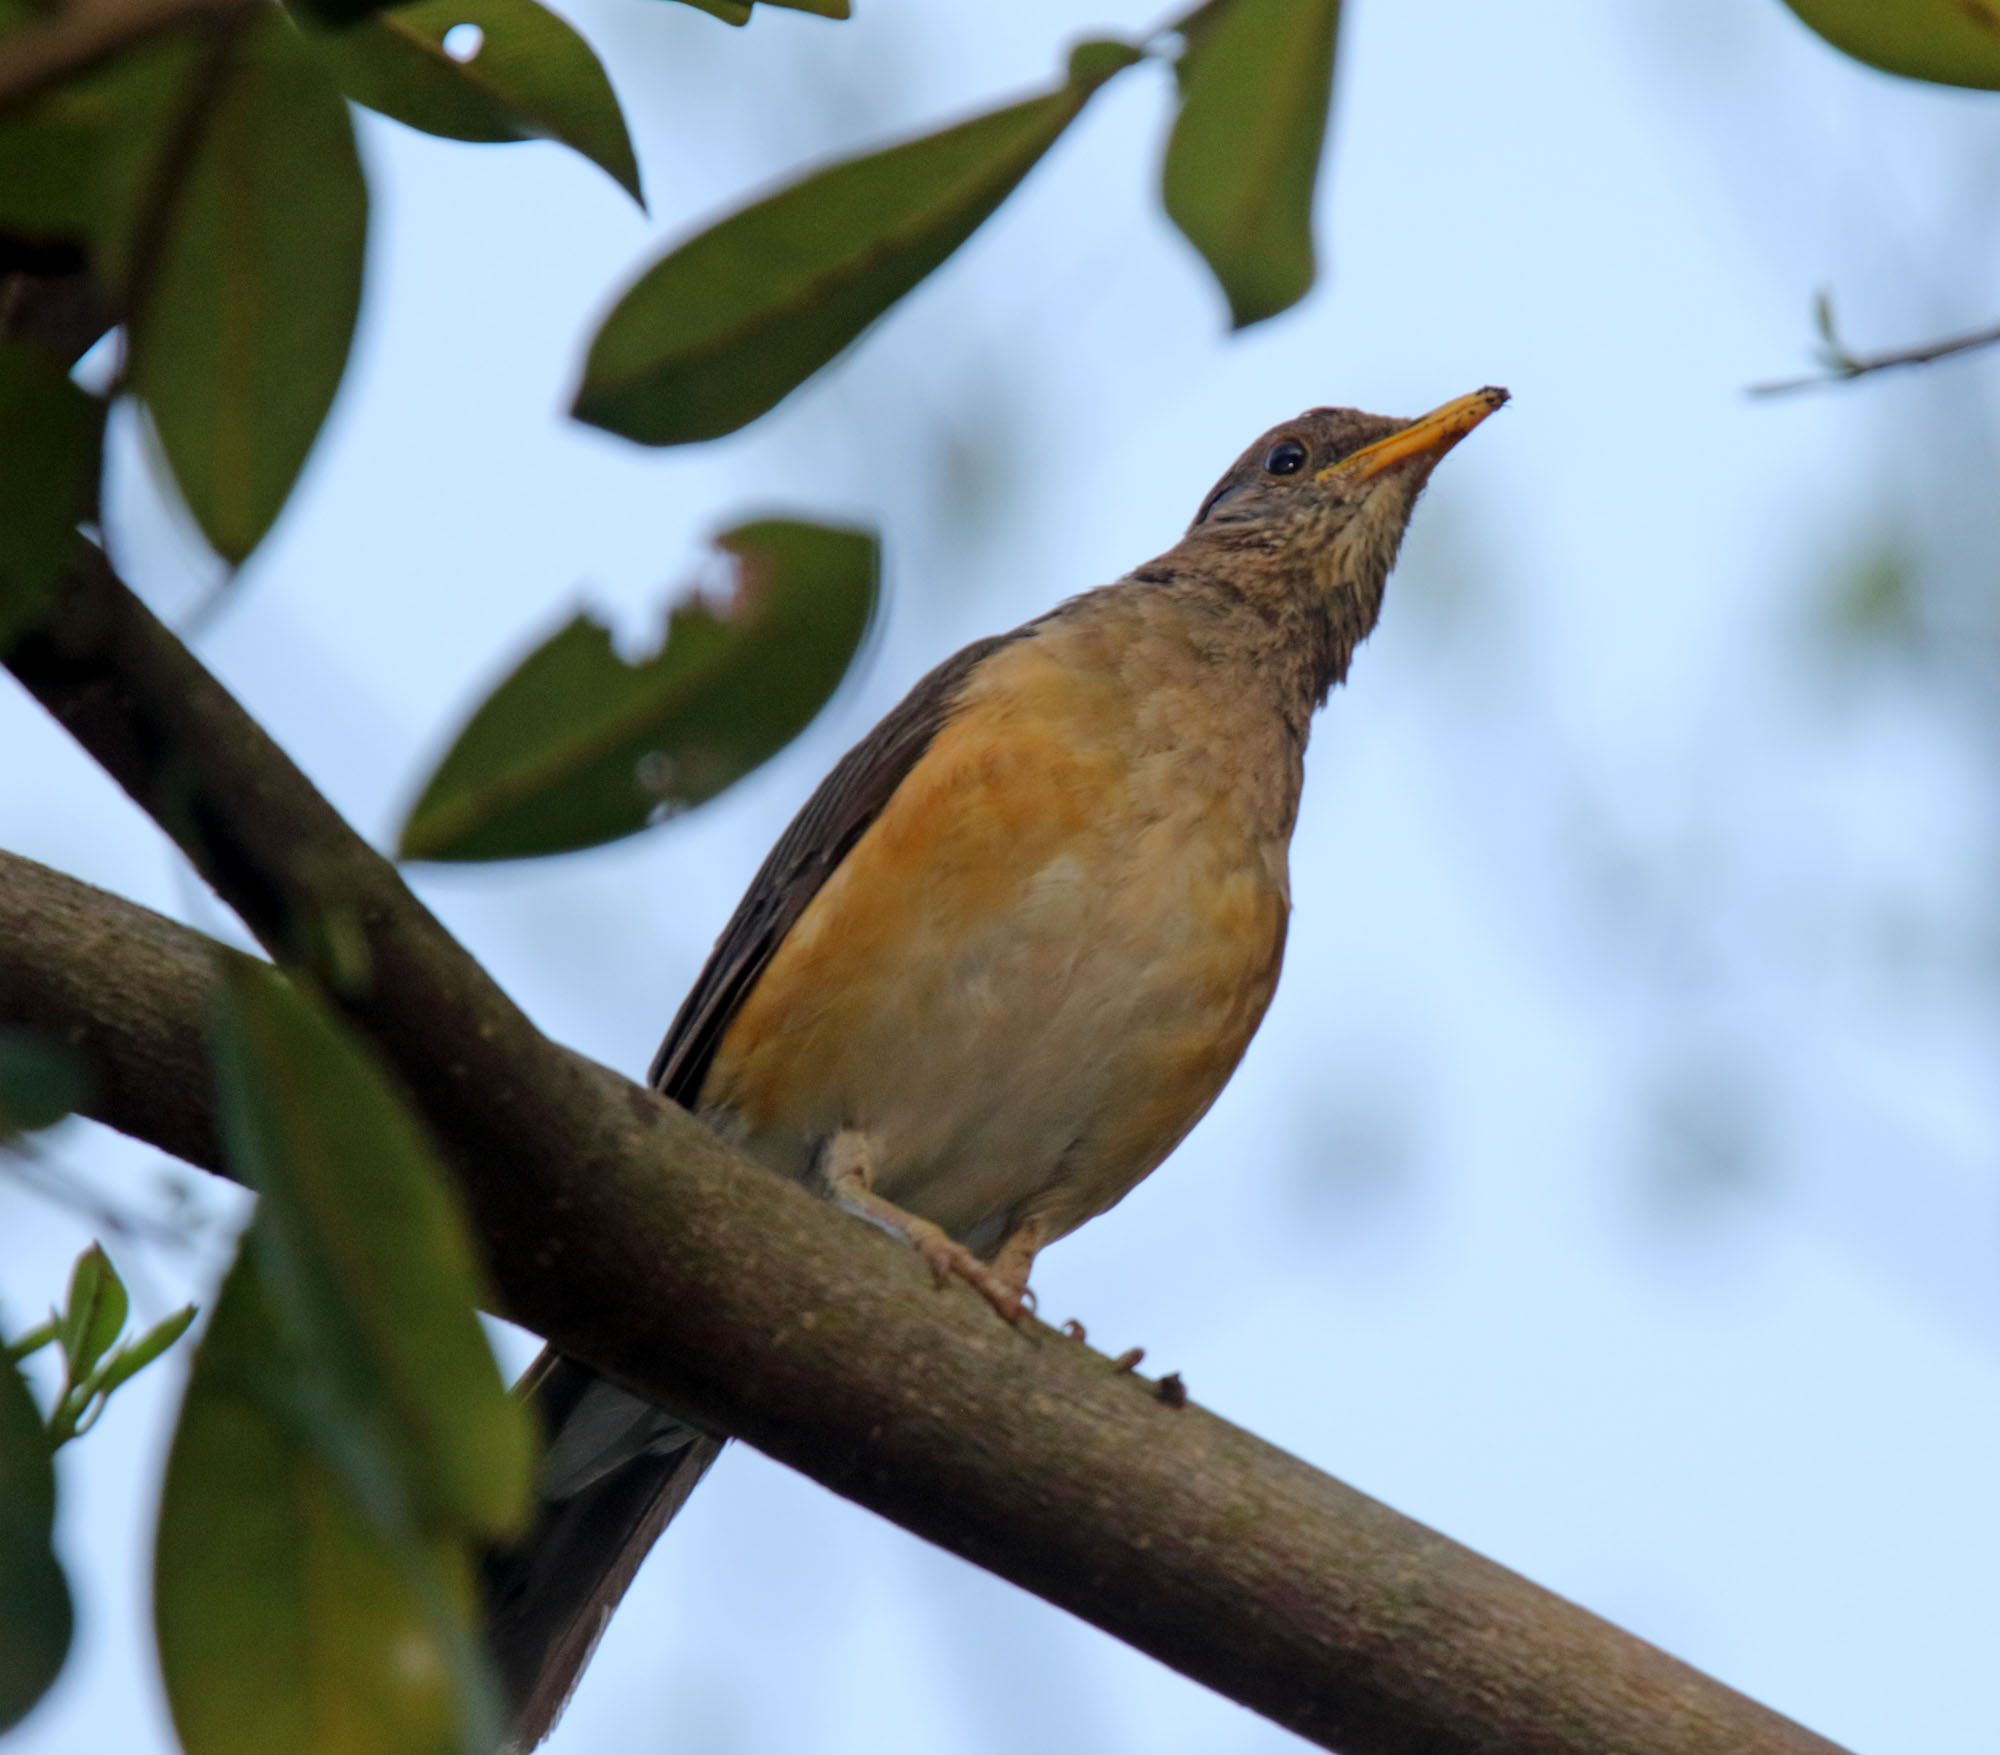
left=819, top=1131, right=1030, bottom=1324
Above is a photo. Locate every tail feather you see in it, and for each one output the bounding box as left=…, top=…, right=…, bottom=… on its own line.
left=481, top=1347, right=725, bottom=1750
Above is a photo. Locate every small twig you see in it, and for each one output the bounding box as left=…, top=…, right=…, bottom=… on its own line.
left=1750, top=292, right=2000, bottom=397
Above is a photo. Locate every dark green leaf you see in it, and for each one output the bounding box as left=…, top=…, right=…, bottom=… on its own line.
left=760, top=0, right=850, bottom=15
left=0, top=85, right=99, bottom=243
left=210, top=961, right=532, bottom=1540
left=155, top=1254, right=490, bottom=1755
left=58, top=1243, right=127, bottom=1387
left=399, top=518, right=878, bottom=861
left=301, top=0, right=642, bottom=204
left=1163, top=0, right=1341, bottom=328
left=0, top=1029, right=88, bottom=1136
left=665, top=0, right=752, bottom=24
left=573, top=41, right=1141, bottom=445
left=0, top=1351, right=70, bottom=1733
left=1779, top=0, right=2000, bottom=87
left=126, top=10, right=367, bottom=562
left=0, top=344, right=99, bottom=651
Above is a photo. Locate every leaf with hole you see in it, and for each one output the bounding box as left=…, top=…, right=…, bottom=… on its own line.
left=399, top=519, right=878, bottom=861
left=155, top=1253, right=490, bottom=1755
left=573, top=40, right=1141, bottom=445
left=209, top=961, right=533, bottom=1541
left=124, top=10, right=367, bottom=562
left=1778, top=0, right=2000, bottom=87
left=1163, top=0, right=1342, bottom=328
left=0, top=1351, right=70, bottom=1733
left=301, top=0, right=642, bottom=204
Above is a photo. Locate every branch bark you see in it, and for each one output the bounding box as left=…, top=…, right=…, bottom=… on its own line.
left=0, top=0, right=256, bottom=111
left=1, top=554, right=1858, bottom=1755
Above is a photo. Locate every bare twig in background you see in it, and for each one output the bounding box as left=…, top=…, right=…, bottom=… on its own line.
left=1750, top=290, right=2000, bottom=396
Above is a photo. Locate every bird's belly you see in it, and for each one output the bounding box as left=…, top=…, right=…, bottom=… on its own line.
left=699, top=688, right=1290, bottom=1248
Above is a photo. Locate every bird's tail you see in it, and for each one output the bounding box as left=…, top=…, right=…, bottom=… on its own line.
left=480, top=1346, right=725, bottom=1750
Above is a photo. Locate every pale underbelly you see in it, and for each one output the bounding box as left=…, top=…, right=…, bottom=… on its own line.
left=702, top=822, right=1287, bottom=1253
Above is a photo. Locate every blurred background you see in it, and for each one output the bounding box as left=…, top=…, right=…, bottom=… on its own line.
left=4, top=0, right=1999, bottom=1749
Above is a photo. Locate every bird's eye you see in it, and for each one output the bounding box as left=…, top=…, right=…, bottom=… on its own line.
left=1264, top=438, right=1308, bottom=476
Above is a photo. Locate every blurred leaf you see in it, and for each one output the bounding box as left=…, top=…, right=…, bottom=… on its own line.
left=761, top=0, right=850, bottom=14
left=573, top=40, right=1141, bottom=444
left=1163, top=0, right=1341, bottom=328
left=0, top=1351, right=70, bottom=1733
left=0, top=88, right=98, bottom=242
left=399, top=518, right=878, bottom=861
left=155, top=1255, right=486, bottom=1755
left=158, top=962, right=532, bottom=1752
left=1779, top=0, right=2000, bottom=88
left=0, top=341, right=101, bottom=651
left=302, top=0, right=643, bottom=205
left=46, top=1278, right=197, bottom=1450
left=0, top=1029, right=87, bottom=1136
left=3, top=1320, right=58, bottom=1367
left=669, top=0, right=753, bottom=23
left=210, top=961, right=533, bottom=1539
left=57, top=1243, right=127, bottom=1388
left=125, top=10, right=367, bottom=562
left=86, top=1304, right=198, bottom=1403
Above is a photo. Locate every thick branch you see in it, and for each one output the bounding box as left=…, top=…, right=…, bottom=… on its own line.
left=1, top=558, right=1854, bottom=1755
left=0, top=0, right=255, bottom=111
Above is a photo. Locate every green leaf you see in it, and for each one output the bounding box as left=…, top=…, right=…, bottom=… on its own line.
left=399, top=518, right=878, bottom=861
left=4, top=1320, right=59, bottom=1368
left=0, top=343, right=99, bottom=650
left=87, top=1304, right=198, bottom=1404
left=300, top=0, right=643, bottom=205
left=0, top=87, right=99, bottom=243
left=573, top=40, right=1141, bottom=445
left=1778, top=0, right=2000, bottom=88
left=155, top=1254, right=488, bottom=1755
left=1162, top=0, right=1341, bottom=328
left=0, top=1352, right=70, bottom=1733
left=58, top=1243, right=128, bottom=1387
left=0, top=1029, right=88, bottom=1136
left=126, top=10, right=368, bottom=562
left=210, top=961, right=532, bottom=1540
left=666, top=0, right=753, bottom=24
left=760, top=0, right=850, bottom=15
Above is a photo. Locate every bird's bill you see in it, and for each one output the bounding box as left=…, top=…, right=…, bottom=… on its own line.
left=1321, top=386, right=1510, bottom=484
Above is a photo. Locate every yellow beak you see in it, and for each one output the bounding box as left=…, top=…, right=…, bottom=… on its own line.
left=1320, top=386, right=1509, bottom=484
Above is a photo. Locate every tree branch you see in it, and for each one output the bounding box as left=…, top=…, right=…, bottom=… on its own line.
left=0, top=0, right=255, bottom=112
left=0, top=554, right=1853, bottom=1755
left=1749, top=304, right=2000, bottom=396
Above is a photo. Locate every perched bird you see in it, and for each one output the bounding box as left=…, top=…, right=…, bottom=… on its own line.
left=480, top=387, right=1509, bottom=1745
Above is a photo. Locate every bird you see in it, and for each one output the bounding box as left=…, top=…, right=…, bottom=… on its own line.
left=479, top=386, right=1509, bottom=1747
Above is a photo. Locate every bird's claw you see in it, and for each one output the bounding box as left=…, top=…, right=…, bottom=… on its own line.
left=914, top=1231, right=1030, bottom=1324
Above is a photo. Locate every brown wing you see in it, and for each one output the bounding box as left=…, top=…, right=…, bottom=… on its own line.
left=648, top=629, right=1027, bottom=1107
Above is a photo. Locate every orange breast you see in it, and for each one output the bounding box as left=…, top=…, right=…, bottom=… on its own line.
left=700, top=613, right=1295, bottom=1247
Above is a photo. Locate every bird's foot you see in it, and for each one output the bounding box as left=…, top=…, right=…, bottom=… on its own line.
left=818, top=1131, right=1032, bottom=1325
left=912, top=1229, right=1030, bottom=1324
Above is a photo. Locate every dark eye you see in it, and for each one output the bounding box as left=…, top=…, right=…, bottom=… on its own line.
left=1264, top=438, right=1308, bottom=476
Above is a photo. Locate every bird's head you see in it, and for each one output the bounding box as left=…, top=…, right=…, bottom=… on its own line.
left=1184, top=387, right=1509, bottom=640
